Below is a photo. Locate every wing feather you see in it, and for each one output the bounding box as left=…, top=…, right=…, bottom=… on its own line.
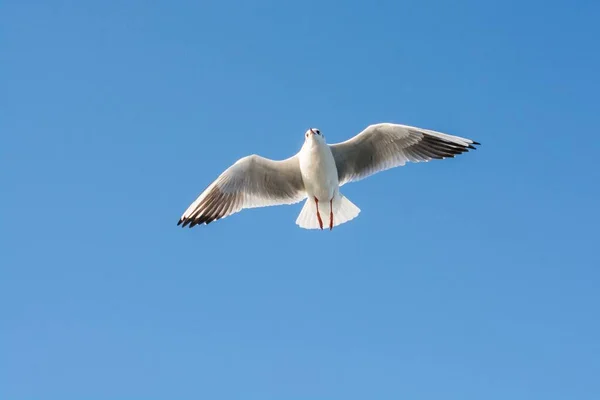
left=178, top=154, right=306, bottom=227
left=329, top=123, right=480, bottom=185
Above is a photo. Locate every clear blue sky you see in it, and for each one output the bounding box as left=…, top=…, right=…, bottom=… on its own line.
left=3, top=0, right=599, bottom=399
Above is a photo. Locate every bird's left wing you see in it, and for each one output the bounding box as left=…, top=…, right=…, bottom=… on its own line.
left=329, top=123, right=480, bottom=186
left=178, top=154, right=306, bottom=227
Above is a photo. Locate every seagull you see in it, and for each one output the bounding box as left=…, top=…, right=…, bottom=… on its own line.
left=177, top=123, right=480, bottom=230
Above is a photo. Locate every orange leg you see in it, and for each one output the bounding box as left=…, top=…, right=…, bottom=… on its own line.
left=329, top=199, right=334, bottom=230
left=314, top=197, right=323, bottom=230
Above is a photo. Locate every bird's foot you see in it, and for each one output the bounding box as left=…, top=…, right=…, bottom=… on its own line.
left=329, top=199, right=333, bottom=230
left=315, top=197, right=323, bottom=230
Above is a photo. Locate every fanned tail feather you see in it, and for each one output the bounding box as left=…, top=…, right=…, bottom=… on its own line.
left=295, top=193, right=360, bottom=230
left=295, top=197, right=320, bottom=229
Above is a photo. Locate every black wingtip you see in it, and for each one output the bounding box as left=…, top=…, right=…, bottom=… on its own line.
left=472, top=141, right=481, bottom=146
left=177, top=219, right=183, bottom=226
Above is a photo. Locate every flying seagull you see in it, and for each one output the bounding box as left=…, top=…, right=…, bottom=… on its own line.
left=177, top=123, right=480, bottom=230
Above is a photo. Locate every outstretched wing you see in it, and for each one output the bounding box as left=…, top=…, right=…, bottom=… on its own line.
left=329, top=123, right=480, bottom=185
left=178, top=154, right=306, bottom=227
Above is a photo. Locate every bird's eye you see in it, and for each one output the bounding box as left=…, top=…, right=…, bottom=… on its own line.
left=316, top=130, right=321, bottom=135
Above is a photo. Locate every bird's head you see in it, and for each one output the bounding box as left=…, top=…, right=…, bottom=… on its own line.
left=304, top=128, right=325, bottom=143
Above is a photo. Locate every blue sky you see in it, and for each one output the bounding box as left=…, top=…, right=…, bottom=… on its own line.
left=2, top=0, right=599, bottom=399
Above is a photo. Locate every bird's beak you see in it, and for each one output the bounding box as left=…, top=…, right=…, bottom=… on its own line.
left=309, top=129, right=315, bottom=136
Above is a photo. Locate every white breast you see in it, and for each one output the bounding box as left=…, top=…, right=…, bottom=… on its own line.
left=299, top=137, right=339, bottom=201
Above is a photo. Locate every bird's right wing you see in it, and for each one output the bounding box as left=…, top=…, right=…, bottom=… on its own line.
left=178, top=154, right=306, bottom=227
left=329, top=123, right=480, bottom=186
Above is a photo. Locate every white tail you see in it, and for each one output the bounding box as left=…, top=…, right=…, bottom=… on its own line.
left=295, top=193, right=361, bottom=230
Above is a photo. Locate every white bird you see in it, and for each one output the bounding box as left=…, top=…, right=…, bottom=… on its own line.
left=177, top=123, right=480, bottom=230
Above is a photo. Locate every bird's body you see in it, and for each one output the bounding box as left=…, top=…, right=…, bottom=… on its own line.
left=299, top=132, right=339, bottom=202
left=296, top=131, right=359, bottom=230
left=177, top=123, right=480, bottom=230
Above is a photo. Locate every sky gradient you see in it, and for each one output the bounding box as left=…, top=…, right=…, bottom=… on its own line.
left=3, top=0, right=600, bottom=399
